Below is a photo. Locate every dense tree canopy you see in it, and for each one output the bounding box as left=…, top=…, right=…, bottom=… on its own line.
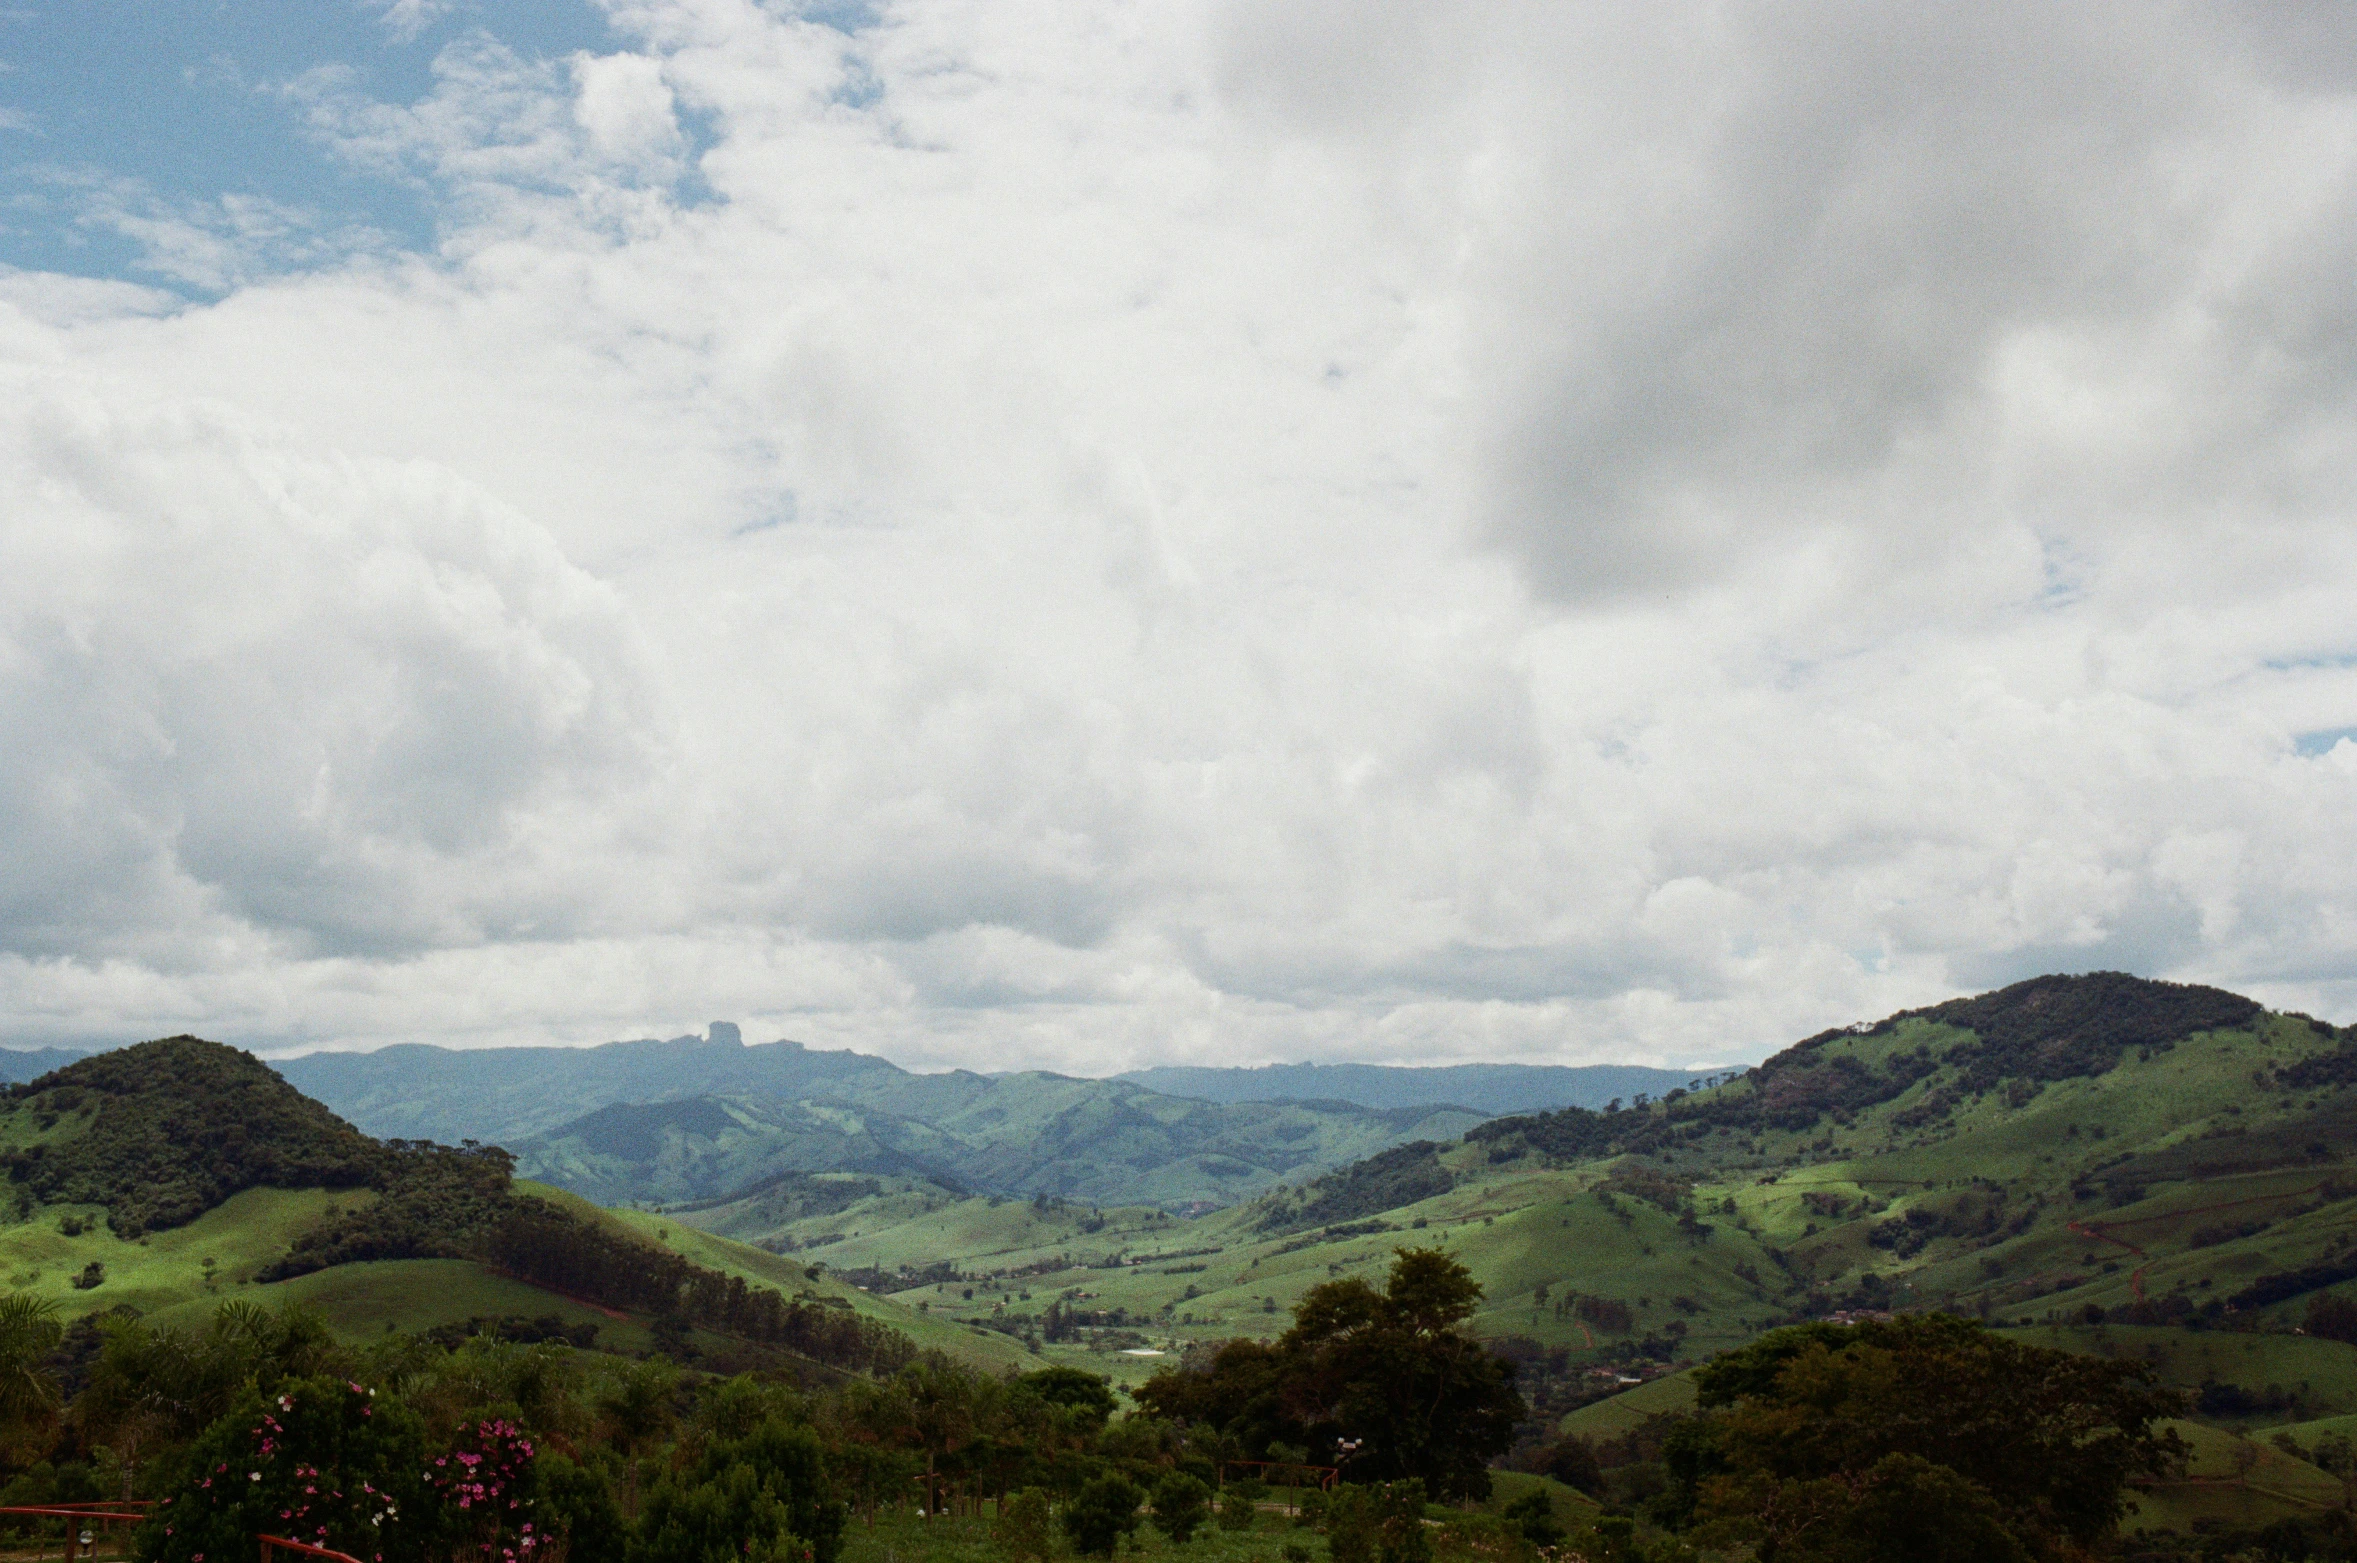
left=1135, top=1247, right=1525, bottom=1501
left=4, top=1040, right=383, bottom=1236
left=1670, top=1314, right=2186, bottom=1560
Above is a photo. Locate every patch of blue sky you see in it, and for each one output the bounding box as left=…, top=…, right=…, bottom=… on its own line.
left=2033, top=533, right=2092, bottom=611
left=669, top=97, right=728, bottom=208
left=2295, top=727, right=2357, bottom=758
left=0, top=0, right=613, bottom=289
left=830, top=60, right=884, bottom=110
left=800, top=0, right=884, bottom=35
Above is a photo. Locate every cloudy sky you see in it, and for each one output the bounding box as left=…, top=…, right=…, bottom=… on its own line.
left=4, top=0, right=2356, bottom=1073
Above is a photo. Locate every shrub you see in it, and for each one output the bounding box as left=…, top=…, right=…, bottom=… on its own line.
left=994, top=1488, right=1055, bottom=1563
left=632, top=1464, right=809, bottom=1563
left=1326, top=1483, right=1428, bottom=1563
left=1326, top=1486, right=1376, bottom=1563
left=1527, top=1436, right=1602, bottom=1497
left=1500, top=1491, right=1562, bottom=1548
left=2305, top=1291, right=2357, bottom=1346
left=636, top=1416, right=842, bottom=1563
left=1061, top=1476, right=1142, bottom=1559
left=1150, top=1473, right=1211, bottom=1545
left=136, top=1377, right=439, bottom=1563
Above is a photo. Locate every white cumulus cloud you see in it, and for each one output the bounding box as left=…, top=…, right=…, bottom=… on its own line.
left=3, top=0, right=2357, bottom=1067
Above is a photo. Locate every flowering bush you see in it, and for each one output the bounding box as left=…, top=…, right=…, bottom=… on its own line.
left=427, top=1418, right=540, bottom=1563
left=136, top=1378, right=438, bottom=1563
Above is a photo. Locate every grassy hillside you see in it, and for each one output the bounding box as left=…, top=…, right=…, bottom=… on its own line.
left=1, top=1038, right=383, bottom=1234
left=589, top=1200, right=1037, bottom=1374
left=0, top=1176, right=995, bottom=1375
left=0, top=1185, right=356, bottom=1312
left=2122, top=1420, right=2350, bottom=1534
left=0, top=1040, right=1017, bottom=1382
left=658, top=975, right=2357, bottom=1450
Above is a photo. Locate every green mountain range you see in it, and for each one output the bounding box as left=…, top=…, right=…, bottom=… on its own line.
left=268, top=1025, right=902, bottom=1143
left=7, top=1035, right=1731, bottom=1216
left=4, top=971, right=2355, bottom=1540
left=506, top=1081, right=1483, bottom=1210
left=664, top=973, right=2357, bottom=1520
left=269, top=1031, right=1495, bottom=1211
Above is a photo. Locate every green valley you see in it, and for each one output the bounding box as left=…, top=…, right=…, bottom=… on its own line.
left=3, top=972, right=2357, bottom=1559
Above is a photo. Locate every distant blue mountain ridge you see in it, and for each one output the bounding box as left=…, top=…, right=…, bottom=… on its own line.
left=0, top=1030, right=1738, bottom=1137
left=0, top=1047, right=95, bottom=1085
left=0, top=1031, right=1748, bottom=1210
left=1113, top=1060, right=1734, bottom=1116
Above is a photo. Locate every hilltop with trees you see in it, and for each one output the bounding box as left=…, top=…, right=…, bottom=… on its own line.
left=1, top=974, right=2355, bottom=1554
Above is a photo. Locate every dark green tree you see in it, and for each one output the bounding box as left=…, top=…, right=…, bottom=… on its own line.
left=1017, top=1367, right=1118, bottom=1427
left=1500, top=1491, right=1562, bottom=1548
left=1278, top=1252, right=1522, bottom=1500
left=1061, top=1474, right=1143, bottom=1559
left=1131, top=1339, right=1293, bottom=1457
left=1681, top=1315, right=2183, bottom=1559
left=1149, top=1472, right=1210, bottom=1545
left=531, top=1454, right=626, bottom=1563
left=631, top=1463, right=808, bottom=1563
left=632, top=1415, right=842, bottom=1563
left=1215, top=1480, right=1261, bottom=1532
left=1135, top=1251, right=1522, bottom=1502
left=1526, top=1435, right=1603, bottom=1498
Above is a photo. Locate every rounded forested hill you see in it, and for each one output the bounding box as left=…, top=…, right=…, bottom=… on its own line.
left=1468, top=971, right=2280, bottom=1161
left=1882, top=970, right=2263, bottom=1085
left=2, top=1036, right=382, bottom=1236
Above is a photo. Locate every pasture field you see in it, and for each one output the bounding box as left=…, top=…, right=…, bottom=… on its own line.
left=0, top=1187, right=363, bottom=1314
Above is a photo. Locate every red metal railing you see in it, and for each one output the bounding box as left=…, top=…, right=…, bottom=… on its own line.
left=0, top=1502, right=152, bottom=1562
left=259, top=1535, right=368, bottom=1563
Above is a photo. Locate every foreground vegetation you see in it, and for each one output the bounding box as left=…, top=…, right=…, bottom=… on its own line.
left=0, top=1240, right=2249, bottom=1563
